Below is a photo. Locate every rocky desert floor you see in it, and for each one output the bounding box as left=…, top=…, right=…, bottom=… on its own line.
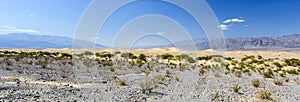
left=0, top=48, right=300, bottom=102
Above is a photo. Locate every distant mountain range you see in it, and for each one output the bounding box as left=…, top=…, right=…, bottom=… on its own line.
left=0, top=33, right=299, bottom=51
left=0, top=33, right=105, bottom=49
left=170, top=34, right=300, bottom=51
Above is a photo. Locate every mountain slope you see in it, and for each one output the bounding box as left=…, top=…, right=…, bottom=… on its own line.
left=0, top=33, right=106, bottom=49
left=169, top=34, right=300, bottom=51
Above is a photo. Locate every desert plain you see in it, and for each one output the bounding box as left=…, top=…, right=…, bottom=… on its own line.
left=0, top=48, right=300, bottom=101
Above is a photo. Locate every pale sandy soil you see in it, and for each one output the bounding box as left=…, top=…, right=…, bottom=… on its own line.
left=0, top=48, right=299, bottom=101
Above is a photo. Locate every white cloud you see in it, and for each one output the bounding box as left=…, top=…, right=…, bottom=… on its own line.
left=223, top=19, right=232, bottom=23
left=222, top=18, right=245, bottom=24
left=0, top=25, right=40, bottom=33
left=218, top=24, right=228, bottom=30
left=219, top=17, right=246, bottom=31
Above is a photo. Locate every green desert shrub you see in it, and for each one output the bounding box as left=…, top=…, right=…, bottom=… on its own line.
left=273, top=79, right=283, bottom=86
left=225, top=57, right=234, bottom=60
left=61, top=53, right=72, bottom=58
left=121, top=52, right=136, bottom=59
left=257, top=55, right=263, bottom=59
left=287, top=69, right=299, bottom=75
left=118, top=80, right=128, bottom=86
left=284, top=58, right=300, bottom=67
left=114, top=51, right=121, bottom=54
left=232, top=84, right=241, bottom=93
left=199, top=68, right=206, bottom=76
left=164, top=70, right=171, bottom=77
left=273, top=62, right=283, bottom=68
left=175, top=77, right=180, bottom=81
left=84, top=51, right=93, bottom=55
left=160, top=53, right=174, bottom=61
left=197, top=55, right=212, bottom=61
left=258, top=90, right=272, bottom=101
left=252, top=79, right=261, bottom=88
left=138, top=54, right=147, bottom=62
left=140, top=80, right=153, bottom=93
left=263, top=70, right=274, bottom=78
left=211, top=90, right=220, bottom=101
left=234, top=71, right=242, bottom=78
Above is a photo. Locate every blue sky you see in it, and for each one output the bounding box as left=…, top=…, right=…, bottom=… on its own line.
left=0, top=0, right=91, bottom=37
left=0, top=0, right=300, bottom=44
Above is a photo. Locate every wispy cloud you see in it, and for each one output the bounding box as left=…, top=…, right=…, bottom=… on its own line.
left=218, top=24, right=229, bottom=30
left=223, top=18, right=245, bottom=24
left=0, top=25, right=40, bottom=33
left=219, top=17, right=246, bottom=30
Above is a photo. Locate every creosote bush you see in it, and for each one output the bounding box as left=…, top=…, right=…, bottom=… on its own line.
left=175, top=77, right=180, bottom=81
left=273, top=78, right=283, bottom=86
left=140, top=79, right=154, bottom=94
left=211, top=90, right=220, bottom=101
left=258, top=90, right=272, bottom=101
left=118, top=80, right=128, bottom=86
left=233, top=84, right=241, bottom=93
left=252, top=79, right=261, bottom=88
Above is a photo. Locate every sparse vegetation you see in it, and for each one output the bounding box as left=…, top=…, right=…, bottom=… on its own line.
left=118, top=80, right=128, bottom=86
left=0, top=49, right=299, bottom=101
left=252, top=79, right=261, bottom=88
left=258, top=90, right=272, bottom=101
left=175, top=77, right=180, bottom=81
left=232, top=84, right=241, bottom=93
left=263, top=70, right=274, bottom=78
left=287, top=69, right=299, bottom=75
left=211, top=90, right=220, bottom=101
left=273, top=78, right=283, bottom=86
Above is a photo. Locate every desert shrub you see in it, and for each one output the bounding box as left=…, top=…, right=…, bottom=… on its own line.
left=121, top=52, right=136, bottom=59
left=110, top=67, right=116, bottom=72
left=140, top=75, right=166, bottom=93
left=196, top=55, right=212, bottom=61
left=214, top=72, right=221, bottom=77
left=284, top=58, right=300, bottom=67
left=273, top=79, right=283, bottom=86
left=140, top=80, right=154, bottom=93
left=187, top=57, right=196, bottom=63
left=84, top=51, right=93, bottom=55
left=273, top=62, right=283, bottom=68
left=257, top=55, right=263, bottom=59
left=164, top=70, right=171, bottom=77
left=199, top=68, right=206, bottom=76
left=211, top=90, right=220, bottom=101
left=234, top=71, right=242, bottom=78
left=252, top=79, right=261, bottom=88
left=232, top=84, right=241, bottom=93
left=258, top=90, right=272, bottom=100
left=225, top=57, right=234, bottom=60
left=61, top=53, right=72, bottom=59
left=287, top=69, right=299, bottom=75
left=197, top=78, right=207, bottom=85
left=177, top=54, right=196, bottom=63
left=263, top=70, right=274, bottom=78
left=284, top=78, right=290, bottom=82
left=138, top=54, right=147, bottom=62
left=114, top=51, right=121, bottom=54
left=175, top=77, right=180, bottom=81
left=241, top=55, right=254, bottom=62
left=160, top=53, right=174, bottom=61
left=96, top=52, right=113, bottom=59
left=118, top=80, right=128, bottom=86
left=50, top=85, right=58, bottom=90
